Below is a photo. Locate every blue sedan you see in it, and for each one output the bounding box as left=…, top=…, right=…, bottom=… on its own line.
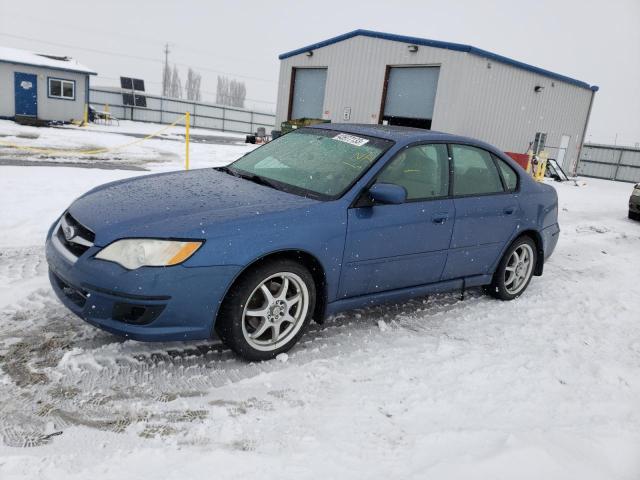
left=46, top=124, right=559, bottom=360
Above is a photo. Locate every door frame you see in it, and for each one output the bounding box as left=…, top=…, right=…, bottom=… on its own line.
left=377, top=64, right=441, bottom=126
left=556, top=134, right=571, bottom=169
left=287, top=66, right=328, bottom=121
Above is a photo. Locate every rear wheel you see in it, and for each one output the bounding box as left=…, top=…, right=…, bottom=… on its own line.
left=216, top=260, right=315, bottom=361
left=486, top=236, right=537, bottom=300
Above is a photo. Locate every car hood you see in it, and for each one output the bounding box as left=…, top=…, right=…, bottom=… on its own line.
left=68, top=168, right=319, bottom=245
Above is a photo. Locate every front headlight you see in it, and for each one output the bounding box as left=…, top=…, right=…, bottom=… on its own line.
left=95, top=239, right=203, bottom=270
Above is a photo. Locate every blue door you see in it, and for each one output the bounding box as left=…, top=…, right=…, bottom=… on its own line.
left=441, top=144, right=521, bottom=279
left=14, top=72, right=38, bottom=117
left=339, top=144, right=454, bottom=298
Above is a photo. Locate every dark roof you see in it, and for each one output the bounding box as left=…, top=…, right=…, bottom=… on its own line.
left=279, top=29, right=597, bottom=91
left=308, top=122, right=492, bottom=147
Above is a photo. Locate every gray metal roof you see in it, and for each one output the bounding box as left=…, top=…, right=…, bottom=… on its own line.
left=279, top=29, right=597, bottom=91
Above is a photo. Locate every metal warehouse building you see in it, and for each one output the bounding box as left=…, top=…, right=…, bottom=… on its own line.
left=275, top=30, right=598, bottom=173
left=0, top=46, right=96, bottom=124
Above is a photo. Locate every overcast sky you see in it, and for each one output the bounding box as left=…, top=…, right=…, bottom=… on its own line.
left=1, top=0, right=638, bottom=146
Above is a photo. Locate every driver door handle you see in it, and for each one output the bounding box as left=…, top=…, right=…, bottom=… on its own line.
left=431, top=213, right=449, bottom=224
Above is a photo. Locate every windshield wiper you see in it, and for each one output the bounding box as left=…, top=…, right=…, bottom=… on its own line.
left=236, top=172, right=280, bottom=190
left=214, top=165, right=238, bottom=177
left=217, top=166, right=314, bottom=196
left=216, top=166, right=279, bottom=189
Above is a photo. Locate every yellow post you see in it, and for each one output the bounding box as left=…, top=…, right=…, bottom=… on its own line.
left=534, top=151, right=548, bottom=182
left=526, top=149, right=533, bottom=174
left=104, top=103, right=110, bottom=113
left=185, top=112, right=190, bottom=171
left=83, top=104, right=89, bottom=126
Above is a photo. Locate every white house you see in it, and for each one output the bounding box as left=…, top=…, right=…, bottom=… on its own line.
left=0, top=46, right=96, bottom=124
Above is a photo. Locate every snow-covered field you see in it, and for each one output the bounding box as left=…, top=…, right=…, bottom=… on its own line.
left=0, top=128, right=639, bottom=479
left=0, top=119, right=252, bottom=169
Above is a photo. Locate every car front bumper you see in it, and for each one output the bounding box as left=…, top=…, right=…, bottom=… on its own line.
left=46, top=234, right=242, bottom=342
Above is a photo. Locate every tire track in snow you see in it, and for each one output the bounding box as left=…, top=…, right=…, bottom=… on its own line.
left=0, top=247, right=488, bottom=447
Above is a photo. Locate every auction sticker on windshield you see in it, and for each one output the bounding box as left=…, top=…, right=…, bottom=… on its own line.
left=333, top=133, right=369, bottom=147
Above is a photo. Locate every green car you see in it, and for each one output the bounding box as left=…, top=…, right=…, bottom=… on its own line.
left=630, top=183, right=640, bottom=220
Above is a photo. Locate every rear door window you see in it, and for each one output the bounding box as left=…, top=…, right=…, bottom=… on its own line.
left=451, top=144, right=504, bottom=196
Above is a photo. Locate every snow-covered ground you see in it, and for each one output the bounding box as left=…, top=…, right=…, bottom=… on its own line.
left=0, top=119, right=252, bottom=169
left=0, top=138, right=639, bottom=479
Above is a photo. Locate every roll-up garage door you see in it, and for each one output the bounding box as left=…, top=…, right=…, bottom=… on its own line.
left=382, top=66, right=440, bottom=129
left=289, top=68, right=327, bottom=120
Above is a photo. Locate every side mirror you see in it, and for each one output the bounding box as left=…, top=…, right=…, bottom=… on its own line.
left=368, top=183, right=407, bottom=205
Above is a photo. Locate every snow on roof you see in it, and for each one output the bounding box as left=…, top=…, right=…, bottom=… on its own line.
left=0, top=46, right=97, bottom=75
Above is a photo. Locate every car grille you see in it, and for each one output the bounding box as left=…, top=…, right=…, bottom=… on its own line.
left=52, top=212, right=96, bottom=263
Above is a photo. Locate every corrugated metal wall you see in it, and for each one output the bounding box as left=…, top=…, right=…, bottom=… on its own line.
left=275, top=35, right=593, bottom=171
left=577, top=144, right=640, bottom=182
left=90, top=89, right=275, bottom=134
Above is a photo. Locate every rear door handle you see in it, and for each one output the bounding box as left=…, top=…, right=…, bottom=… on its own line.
left=503, top=206, right=517, bottom=215
left=432, top=213, right=449, bottom=224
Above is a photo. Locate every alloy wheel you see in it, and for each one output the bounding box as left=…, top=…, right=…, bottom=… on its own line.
left=241, top=272, right=309, bottom=352
left=504, top=243, right=534, bottom=295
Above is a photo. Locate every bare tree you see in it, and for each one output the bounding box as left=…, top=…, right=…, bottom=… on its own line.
left=230, top=79, right=246, bottom=108
left=216, top=76, right=246, bottom=108
left=168, top=65, right=182, bottom=99
left=161, top=43, right=171, bottom=97
left=185, top=68, right=202, bottom=101
left=216, top=75, right=228, bottom=105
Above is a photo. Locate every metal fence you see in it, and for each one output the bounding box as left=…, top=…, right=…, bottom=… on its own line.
left=576, top=143, right=640, bottom=183
left=89, top=88, right=275, bottom=135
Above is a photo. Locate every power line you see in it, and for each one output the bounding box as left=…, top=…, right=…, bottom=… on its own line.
left=1, top=9, right=264, bottom=66
left=0, top=32, right=278, bottom=84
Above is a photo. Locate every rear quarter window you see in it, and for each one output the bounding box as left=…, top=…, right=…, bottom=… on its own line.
left=494, top=156, right=519, bottom=191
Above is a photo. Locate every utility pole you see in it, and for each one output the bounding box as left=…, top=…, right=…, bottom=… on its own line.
left=162, top=43, right=170, bottom=97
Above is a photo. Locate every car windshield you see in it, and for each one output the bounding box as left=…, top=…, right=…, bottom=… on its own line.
left=228, top=128, right=393, bottom=199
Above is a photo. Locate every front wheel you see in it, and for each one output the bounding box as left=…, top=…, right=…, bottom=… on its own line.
left=216, top=260, right=316, bottom=361
left=486, top=237, right=537, bottom=300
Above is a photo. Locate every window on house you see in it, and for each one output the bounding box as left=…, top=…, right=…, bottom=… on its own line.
left=48, top=78, right=75, bottom=99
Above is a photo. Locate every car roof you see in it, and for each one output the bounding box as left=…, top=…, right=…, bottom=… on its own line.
left=308, top=123, right=499, bottom=151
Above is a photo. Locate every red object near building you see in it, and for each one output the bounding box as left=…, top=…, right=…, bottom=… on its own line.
left=505, top=152, right=530, bottom=171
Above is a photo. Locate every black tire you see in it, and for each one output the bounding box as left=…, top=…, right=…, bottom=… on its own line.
left=629, top=210, right=640, bottom=221
left=485, top=236, right=538, bottom=301
left=215, top=259, right=316, bottom=361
